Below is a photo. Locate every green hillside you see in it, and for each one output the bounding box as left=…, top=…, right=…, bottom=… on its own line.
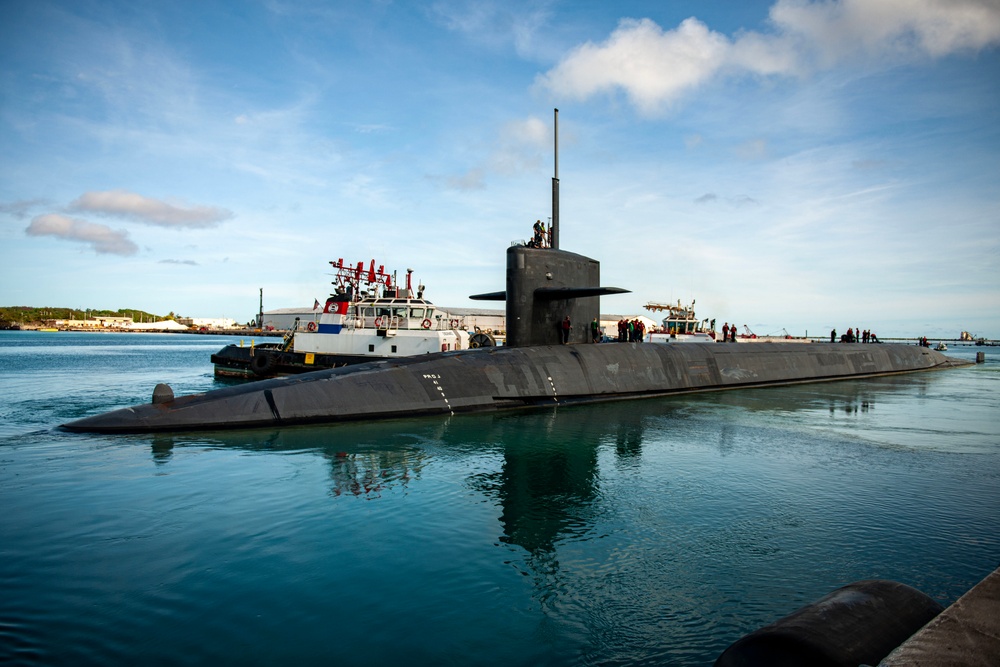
left=0, top=306, right=167, bottom=328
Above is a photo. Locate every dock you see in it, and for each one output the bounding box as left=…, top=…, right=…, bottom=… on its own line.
left=879, top=566, right=1000, bottom=665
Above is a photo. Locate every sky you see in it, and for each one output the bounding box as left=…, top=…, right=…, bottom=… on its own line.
left=1, top=0, right=998, bottom=338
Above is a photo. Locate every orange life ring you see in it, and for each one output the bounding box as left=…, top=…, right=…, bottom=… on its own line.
left=306, top=321, right=318, bottom=332
left=374, top=317, right=383, bottom=328
left=450, top=319, right=459, bottom=328
left=421, top=319, right=432, bottom=329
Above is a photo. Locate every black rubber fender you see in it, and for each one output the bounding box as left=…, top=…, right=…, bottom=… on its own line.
left=714, top=580, right=943, bottom=667
left=250, top=351, right=277, bottom=376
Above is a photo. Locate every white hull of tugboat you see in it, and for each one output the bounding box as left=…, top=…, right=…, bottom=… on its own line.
left=293, top=327, right=468, bottom=357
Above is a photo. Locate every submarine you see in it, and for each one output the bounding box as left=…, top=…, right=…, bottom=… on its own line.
left=62, top=110, right=968, bottom=434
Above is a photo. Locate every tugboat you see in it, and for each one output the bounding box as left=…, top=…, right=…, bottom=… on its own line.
left=643, top=300, right=717, bottom=343
left=211, top=259, right=485, bottom=378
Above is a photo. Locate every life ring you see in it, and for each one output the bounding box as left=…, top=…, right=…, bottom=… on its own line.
left=306, top=321, right=317, bottom=332
left=421, top=319, right=432, bottom=329
left=450, top=319, right=459, bottom=329
left=374, top=317, right=383, bottom=328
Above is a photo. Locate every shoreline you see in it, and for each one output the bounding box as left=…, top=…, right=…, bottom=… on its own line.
left=3, top=326, right=283, bottom=337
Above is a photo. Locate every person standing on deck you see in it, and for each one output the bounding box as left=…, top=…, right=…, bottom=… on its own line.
left=591, top=318, right=601, bottom=343
left=532, top=220, right=545, bottom=248
left=561, top=315, right=571, bottom=344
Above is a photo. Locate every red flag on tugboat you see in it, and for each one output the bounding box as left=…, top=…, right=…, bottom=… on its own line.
left=368, top=260, right=377, bottom=283
left=313, top=299, right=320, bottom=310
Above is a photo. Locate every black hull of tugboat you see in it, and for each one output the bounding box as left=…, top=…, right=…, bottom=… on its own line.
left=211, top=343, right=374, bottom=379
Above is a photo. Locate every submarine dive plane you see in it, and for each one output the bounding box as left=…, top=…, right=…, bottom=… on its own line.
left=62, top=110, right=968, bottom=434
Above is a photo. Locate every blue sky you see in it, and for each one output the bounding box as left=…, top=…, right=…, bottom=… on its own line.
left=2, top=0, right=998, bottom=338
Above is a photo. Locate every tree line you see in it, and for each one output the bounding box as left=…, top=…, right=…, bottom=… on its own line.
left=0, top=306, right=169, bottom=328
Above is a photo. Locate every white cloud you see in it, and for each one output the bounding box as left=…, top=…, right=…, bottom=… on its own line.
left=447, top=168, right=486, bottom=191
left=769, top=0, right=1000, bottom=63
left=537, top=0, right=1000, bottom=114
left=26, top=214, right=138, bottom=256
left=431, top=0, right=553, bottom=58
left=536, top=18, right=729, bottom=115
left=684, top=134, right=704, bottom=149
left=0, top=199, right=50, bottom=220
left=735, top=138, right=769, bottom=160
left=442, top=115, right=552, bottom=190
left=488, top=116, right=550, bottom=174
left=68, top=190, right=233, bottom=228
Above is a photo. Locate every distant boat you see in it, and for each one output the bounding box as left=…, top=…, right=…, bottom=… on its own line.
left=643, top=300, right=717, bottom=343
left=212, top=259, right=484, bottom=379
left=935, top=342, right=948, bottom=351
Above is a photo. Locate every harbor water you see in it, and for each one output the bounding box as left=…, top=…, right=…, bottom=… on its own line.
left=1, top=331, right=998, bottom=665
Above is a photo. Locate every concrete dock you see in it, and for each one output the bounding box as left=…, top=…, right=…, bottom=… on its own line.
left=880, top=566, right=1000, bottom=666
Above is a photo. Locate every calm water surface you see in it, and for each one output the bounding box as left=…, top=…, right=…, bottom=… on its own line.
left=1, top=332, right=998, bottom=665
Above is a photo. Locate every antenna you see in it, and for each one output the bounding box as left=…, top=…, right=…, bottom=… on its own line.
left=551, top=108, right=559, bottom=250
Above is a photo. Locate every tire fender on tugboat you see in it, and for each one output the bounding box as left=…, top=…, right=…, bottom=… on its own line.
left=250, top=351, right=277, bottom=376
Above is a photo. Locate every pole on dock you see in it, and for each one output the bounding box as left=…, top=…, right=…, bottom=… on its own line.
left=257, top=288, right=263, bottom=329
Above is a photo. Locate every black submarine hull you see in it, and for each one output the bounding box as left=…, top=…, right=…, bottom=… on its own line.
left=62, top=342, right=965, bottom=434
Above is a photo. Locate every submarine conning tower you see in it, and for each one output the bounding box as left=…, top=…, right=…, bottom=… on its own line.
left=470, top=108, right=629, bottom=346
left=505, top=245, right=625, bottom=347
left=470, top=245, right=627, bottom=347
